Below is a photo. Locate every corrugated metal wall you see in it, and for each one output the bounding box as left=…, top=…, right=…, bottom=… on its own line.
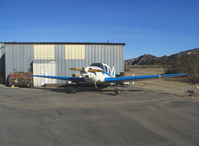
left=5, top=44, right=34, bottom=77
left=0, top=43, right=5, bottom=83
left=5, top=43, right=124, bottom=86
left=0, top=43, right=5, bottom=73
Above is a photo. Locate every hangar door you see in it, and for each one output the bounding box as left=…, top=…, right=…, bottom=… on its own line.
left=33, top=44, right=56, bottom=87
left=33, top=62, right=56, bottom=87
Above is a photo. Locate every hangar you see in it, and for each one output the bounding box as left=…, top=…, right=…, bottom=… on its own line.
left=0, top=42, right=125, bottom=87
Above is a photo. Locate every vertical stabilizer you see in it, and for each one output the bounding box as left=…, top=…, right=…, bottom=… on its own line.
left=111, top=66, right=115, bottom=77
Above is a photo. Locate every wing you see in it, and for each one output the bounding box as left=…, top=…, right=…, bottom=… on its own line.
left=104, top=73, right=187, bottom=82
left=32, top=75, right=84, bottom=82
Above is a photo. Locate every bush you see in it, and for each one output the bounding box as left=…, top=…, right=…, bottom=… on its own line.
left=164, top=56, right=199, bottom=82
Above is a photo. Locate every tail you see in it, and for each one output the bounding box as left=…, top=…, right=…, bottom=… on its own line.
left=110, top=66, right=115, bottom=77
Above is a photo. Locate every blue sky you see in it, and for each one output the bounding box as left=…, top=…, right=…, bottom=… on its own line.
left=1, top=0, right=199, bottom=59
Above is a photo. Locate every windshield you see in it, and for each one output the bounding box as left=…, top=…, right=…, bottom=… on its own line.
left=90, top=63, right=104, bottom=70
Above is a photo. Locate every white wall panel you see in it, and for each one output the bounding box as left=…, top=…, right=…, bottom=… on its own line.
left=33, top=61, right=56, bottom=87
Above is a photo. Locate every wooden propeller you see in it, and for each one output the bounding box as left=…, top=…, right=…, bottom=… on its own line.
left=70, top=68, right=103, bottom=72
left=88, top=69, right=103, bottom=72
left=69, top=68, right=84, bottom=71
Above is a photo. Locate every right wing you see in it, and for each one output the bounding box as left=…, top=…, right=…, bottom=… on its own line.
left=104, top=73, right=187, bottom=82
left=32, top=75, right=84, bottom=82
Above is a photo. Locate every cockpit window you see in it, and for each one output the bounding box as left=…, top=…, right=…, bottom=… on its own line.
left=90, top=63, right=104, bottom=70
left=80, top=70, right=87, bottom=74
left=104, top=66, right=108, bottom=72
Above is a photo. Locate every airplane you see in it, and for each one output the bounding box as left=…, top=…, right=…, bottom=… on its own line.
left=32, top=63, right=187, bottom=94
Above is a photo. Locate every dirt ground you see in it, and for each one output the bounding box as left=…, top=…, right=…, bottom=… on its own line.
left=0, top=68, right=199, bottom=146
left=0, top=86, right=199, bottom=146
left=125, top=67, right=199, bottom=97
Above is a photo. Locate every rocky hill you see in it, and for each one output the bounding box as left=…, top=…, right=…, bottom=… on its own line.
left=125, top=54, right=161, bottom=65
left=125, top=48, right=199, bottom=65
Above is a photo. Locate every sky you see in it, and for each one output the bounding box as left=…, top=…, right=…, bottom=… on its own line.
left=1, top=0, right=199, bottom=59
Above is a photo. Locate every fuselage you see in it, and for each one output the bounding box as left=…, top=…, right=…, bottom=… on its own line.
left=78, top=63, right=115, bottom=84
left=81, top=66, right=111, bottom=83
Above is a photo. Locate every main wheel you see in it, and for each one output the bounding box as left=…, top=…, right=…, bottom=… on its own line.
left=114, top=88, right=120, bottom=95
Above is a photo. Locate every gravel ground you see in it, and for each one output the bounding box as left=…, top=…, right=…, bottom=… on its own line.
left=125, top=68, right=199, bottom=97
left=0, top=86, right=199, bottom=146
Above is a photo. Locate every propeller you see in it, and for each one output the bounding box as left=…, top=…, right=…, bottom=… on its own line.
left=70, top=68, right=84, bottom=71
left=70, top=68, right=103, bottom=72
left=88, top=69, right=103, bottom=72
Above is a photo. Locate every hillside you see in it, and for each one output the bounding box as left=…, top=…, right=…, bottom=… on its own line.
left=125, top=48, right=199, bottom=65
left=125, top=54, right=161, bottom=65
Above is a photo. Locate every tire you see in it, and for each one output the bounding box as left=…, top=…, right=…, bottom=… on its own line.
left=114, top=88, right=120, bottom=95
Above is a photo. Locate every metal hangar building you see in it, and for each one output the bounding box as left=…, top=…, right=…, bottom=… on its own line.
left=0, top=42, right=125, bottom=87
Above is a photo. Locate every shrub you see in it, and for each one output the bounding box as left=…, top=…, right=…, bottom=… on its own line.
left=164, top=55, right=199, bottom=82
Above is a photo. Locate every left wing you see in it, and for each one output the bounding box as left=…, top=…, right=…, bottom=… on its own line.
left=104, top=73, right=187, bottom=82
left=32, top=75, right=84, bottom=82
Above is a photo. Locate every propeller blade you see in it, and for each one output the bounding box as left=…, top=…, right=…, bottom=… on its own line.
left=70, top=68, right=84, bottom=71
left=70, top=68, right=103, bottom=72
left=88, top=69, right=103, bottom=72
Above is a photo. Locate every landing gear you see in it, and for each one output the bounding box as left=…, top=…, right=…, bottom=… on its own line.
left=94, top=82, right=97, bottom=89
left=114, top=87, right=121, bottom=95
left=114, top=83, right=121, bottom=95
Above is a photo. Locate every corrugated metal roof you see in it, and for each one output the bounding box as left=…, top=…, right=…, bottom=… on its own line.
left=3, top=42, right=125, bottom=45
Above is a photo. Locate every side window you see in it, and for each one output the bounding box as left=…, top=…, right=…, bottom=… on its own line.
left=108, top=68, right=111, bottom=74
left=104, top=66, right=108, bottom=72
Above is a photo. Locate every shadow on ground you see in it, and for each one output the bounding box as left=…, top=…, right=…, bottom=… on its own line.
left=35, top=86, right=144, bottom=95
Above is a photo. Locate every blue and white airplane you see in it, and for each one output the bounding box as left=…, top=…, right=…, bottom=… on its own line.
left=32, top=63, right=187, bottom=93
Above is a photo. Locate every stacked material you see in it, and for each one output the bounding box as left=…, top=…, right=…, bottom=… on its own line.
left=8, top=72, right=33, bottom=87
